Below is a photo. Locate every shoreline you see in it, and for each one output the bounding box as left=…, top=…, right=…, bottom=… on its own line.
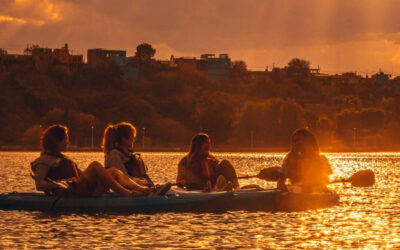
left=0, top=146, right=399, bottom=153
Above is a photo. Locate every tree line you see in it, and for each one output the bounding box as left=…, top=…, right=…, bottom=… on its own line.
left=1, top=43, right=400, bottom=150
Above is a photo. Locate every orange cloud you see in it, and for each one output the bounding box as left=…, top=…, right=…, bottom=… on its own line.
left=0, top=14, right=45, bottom=26
left=7, top=0, right=61, bottom=22
left=1, top=0, right=400, bottom=75
left=42, top=0, right=61, bottom=20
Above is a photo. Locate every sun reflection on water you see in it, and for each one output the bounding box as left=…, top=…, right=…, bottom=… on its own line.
left=0, top=151, right=399, bottom=248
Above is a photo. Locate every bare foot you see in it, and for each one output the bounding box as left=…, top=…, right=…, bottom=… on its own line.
left=214, top=176, right=227, bottom=191
left=222, top=181, right=234, bottom=191
left=131, top=190, right=143, bottom=196
left=149, top=183, right=171, bottom=196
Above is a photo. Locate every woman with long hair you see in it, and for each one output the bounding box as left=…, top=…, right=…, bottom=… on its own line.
left=31, top=124, right=158, bottom=197
left=277, top=128, right=333, bottom=191
left=176, top=133, right=240, bottom=192
left=102, top=122, right=170, bottom=194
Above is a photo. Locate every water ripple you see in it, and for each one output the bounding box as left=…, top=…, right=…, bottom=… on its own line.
left=0, top=152, right=399, bottom=248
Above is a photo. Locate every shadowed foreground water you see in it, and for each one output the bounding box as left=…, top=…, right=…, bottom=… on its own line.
left=0, top=152, right=399, bottom=248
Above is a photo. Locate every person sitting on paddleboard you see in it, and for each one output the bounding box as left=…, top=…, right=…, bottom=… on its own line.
left=277, top=128, right=333, bottom=192
left=102, top=122, right=171, bottom=195
left=31, top=124, right=162, bottom=197
left=176, top=133, right=240, bottom=192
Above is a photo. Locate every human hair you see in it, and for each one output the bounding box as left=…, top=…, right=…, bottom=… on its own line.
left=290, top=128, right=320, bottom=156
left=187, top=133, right=212, bottom=163
left=102, top=122, right=137, bottom=156
left=41, top=124, right=68, bottom=153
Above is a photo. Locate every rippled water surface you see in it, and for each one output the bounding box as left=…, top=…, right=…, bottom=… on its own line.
left=0, top=151, right=399, bottom=249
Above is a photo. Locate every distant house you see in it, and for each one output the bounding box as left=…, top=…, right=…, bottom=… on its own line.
left=52, top=44, right=83, bottom=71
left=155, top=57, right=178, bottom=71
left=53, top=44, right=83, bottom=64
left=250, top=70, right=269, bottom=79
left=30, top=47, right=52, bottom=72
left=19, top=43, right=84, bottom=72
left=171, top=53, right=231, bottom=81
left=199, top=54, right=231, bottom=81
left=172, top=56, right=198, bottom=72
left=87, top=48, right=138, bottom=82
left=0, top=49, right=32, bottom=68
left=87, top=49, right=127, bottom=68
left=310, top=66, right=320, bottom=75
left=325, top=72, right=363, bottom=85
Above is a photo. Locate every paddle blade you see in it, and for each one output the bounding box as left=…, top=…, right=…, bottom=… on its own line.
left=257, top=167, right=281, bottom=181
left=348, top=169, right=375, bottom=187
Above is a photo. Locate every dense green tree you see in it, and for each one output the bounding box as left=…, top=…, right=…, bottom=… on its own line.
left=22, top=125, right=43, bottom=146
left=1, top=52, right=400, bottom=149
left=335, top=108, right=385, bottom=144
left=135, top=43, right=156, bottom=61
left=236, top=98, right=306, bottom=147
left=230, top=61, right=248, bottom=79
left=286, top=58, right=310, bottom=79
left=150, top=117, right=190, bottom=146
left=193, top=91, right=239, bottom=144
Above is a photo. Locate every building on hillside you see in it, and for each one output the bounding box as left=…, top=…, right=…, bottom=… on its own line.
left=0, top=49, right=33, bottom=69
left=30, top=47, right=52, bottom=72
left=87, top=49, right=127, bottom=68
left=172, top=56, right=198, bottom=72
left=199, top=53, right=231, bottom=81
left=51, top=44, right=83, bottom=71
left=16, top=44, right=84, bottom=72
left=87, top=48, right=139, bottom=82
left=155, top=57, right=178, bottom=71
left=248, top=67, right=270, bottom=79
left=326, top=72, right=363, bottom=85
left=171, top=53, right=231, bottom=81
left=310, top=66, right=321, bottom=75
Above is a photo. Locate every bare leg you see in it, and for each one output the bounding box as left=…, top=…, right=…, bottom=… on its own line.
left=215, top=175, right=227, bottom=191
left=107, top=167, right=152, bottom=194
left=80, top=162, right=135, bottom=197
left=217, top=160, right=240, bottom=189
left=215, top=175, right=233, bottom=191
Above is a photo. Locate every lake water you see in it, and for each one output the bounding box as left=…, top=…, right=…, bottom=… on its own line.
left=0, top=151, right=399, bottom=249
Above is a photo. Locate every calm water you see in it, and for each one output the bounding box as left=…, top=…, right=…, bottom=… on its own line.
left=0, top=151, right=399, bottom=249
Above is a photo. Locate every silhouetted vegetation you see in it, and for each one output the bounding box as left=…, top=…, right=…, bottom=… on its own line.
left=1, top=46, right=400, bottom=151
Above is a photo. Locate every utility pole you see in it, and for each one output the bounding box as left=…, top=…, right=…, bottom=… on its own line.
left=251, top=130, right=254, bottom=149
left=91, top=126, right=94, bottom=149
left=39, top=125, right=42, bottom=148
left=142, top=127, right=146, bottom=149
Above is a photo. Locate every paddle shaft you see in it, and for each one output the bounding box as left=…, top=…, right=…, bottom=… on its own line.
left=238, top=168, right=375, bottom=187
left=330, top=179, right=350, bottom=184
left=238, top=175, right=258, bottom=179
left=172, top=168, right=374, bottom=187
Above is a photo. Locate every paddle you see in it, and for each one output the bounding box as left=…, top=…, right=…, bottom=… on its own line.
left=331, top=169, right=375, bottom=187
left=239, top=167, right=376, bottom=188
left=238, top=167, right=281, bottom=181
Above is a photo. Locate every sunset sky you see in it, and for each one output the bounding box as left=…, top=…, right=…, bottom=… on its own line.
left=1, top=0, right=400, bottom=75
